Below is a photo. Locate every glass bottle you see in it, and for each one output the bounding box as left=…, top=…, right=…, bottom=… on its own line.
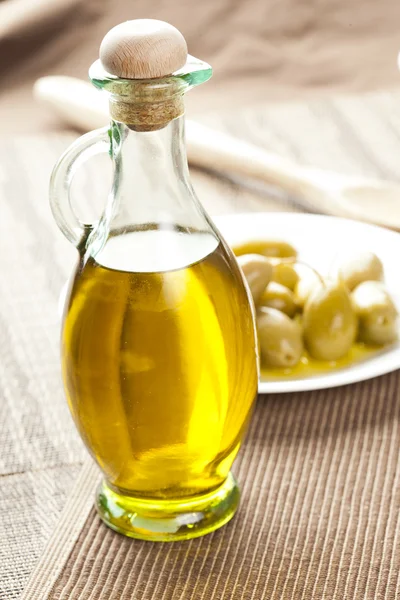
left=50, top=19, right=258, bottom=541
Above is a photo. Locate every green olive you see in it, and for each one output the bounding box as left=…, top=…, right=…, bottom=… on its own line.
left=337, top=251, right=384, bottom=291
left=351, top=281, right=398, bottom=345
left=257, top=307, right=303, bottom=367
left=237, top=254, right=273, bottom=304
left=272, top=262, right=300, bottom=291
left=303, top=282, right=357, bottom=360
left=258, top=282, right=297, bottom=317
left=294, top=267, right=323, bottom=309
left=233, top=239, right=297, bottom=260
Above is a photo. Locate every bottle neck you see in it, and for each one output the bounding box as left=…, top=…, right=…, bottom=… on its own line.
left=111, top=115, right=190, bottom=191
left=93, top=114, right=213, bottom=243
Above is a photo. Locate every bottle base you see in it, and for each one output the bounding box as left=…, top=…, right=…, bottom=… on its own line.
left=95, top=472, right=239, bottom=542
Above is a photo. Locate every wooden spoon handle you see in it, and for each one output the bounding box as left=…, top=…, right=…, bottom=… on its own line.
left=186, top=120, right=318, bottom=197
left=34, top=76, right=110, bottom=132
left=35, top=76, right=318, bottom=188
left=35, top=76, right=400, bottom=228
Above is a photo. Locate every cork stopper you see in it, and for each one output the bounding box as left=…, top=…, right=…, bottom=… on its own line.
left=98, top=20, right=188, bottom=131
left=100, top=20, right=188, bottom=79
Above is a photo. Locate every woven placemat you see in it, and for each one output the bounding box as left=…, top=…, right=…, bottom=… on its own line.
left=23, top=373, right=400, bottom=599
left=3, top=88, right=400, bottom=598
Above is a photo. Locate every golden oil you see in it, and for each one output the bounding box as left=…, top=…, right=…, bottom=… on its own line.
left=62, top=228, right=258, bottom=514
left=261, top=342, right=384, bottom=380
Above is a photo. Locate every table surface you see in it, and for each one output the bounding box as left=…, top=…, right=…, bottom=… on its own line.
left=2, top=88, right=400, bottom=599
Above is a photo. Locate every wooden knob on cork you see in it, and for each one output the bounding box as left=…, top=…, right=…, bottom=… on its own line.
left=100, top=19, right=188, bottom=79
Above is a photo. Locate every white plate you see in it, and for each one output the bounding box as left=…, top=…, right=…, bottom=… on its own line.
left=214, top=213, right=400, bottom=394
left=59, top=213, right=400, bottom=395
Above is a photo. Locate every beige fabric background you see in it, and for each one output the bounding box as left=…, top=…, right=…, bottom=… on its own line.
left=1, top=0, right=400, bottom=133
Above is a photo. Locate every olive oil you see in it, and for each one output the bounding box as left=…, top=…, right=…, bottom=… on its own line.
left=261, top=343, right=384, bottom=380
left=62, top=229, right=258, bottom=501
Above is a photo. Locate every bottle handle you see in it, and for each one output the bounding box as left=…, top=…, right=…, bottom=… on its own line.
left=49, top=126, right=111, bottom=247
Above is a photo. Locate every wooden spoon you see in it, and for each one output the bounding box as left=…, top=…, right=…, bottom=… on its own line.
left=34, top=75, right=400, bottom=230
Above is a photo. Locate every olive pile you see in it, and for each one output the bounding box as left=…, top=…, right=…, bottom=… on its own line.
left=234, top=241, right=398, bottom=369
